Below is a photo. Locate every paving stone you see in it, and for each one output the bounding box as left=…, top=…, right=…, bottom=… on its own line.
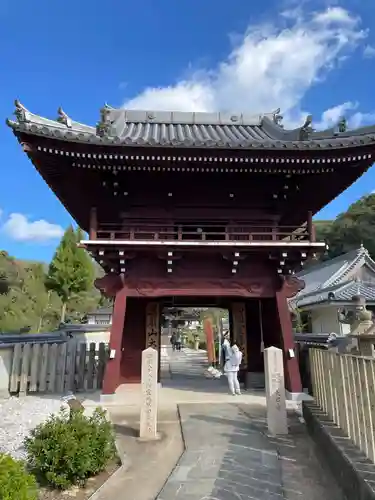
left=156, top=352, right=346, bottom=500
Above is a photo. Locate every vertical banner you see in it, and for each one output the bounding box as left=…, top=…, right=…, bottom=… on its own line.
left=203, top=318, right=216, bottom=364
left=145, top=302, right=160, bottom=352
left=231, top=302, right=248, bottom=370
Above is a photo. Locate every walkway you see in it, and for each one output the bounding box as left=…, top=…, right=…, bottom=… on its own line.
left=157, top=403, right=345, bottom=500
left=89, top=346, right=346, bottom=499
left=155, top=346, right=346, bottom=500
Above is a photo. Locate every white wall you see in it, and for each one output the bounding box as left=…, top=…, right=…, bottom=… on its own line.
left=74, top=330, right=111, bottom=346
left=87, top=315, right=112, bottom=325
left=310, top=307, right=351, bottom=335
left=0, top=347, right=12, bottom=397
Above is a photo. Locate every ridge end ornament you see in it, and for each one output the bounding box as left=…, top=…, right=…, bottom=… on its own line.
left=299, top=114, right=314, bottom=140
left=14, top=99, right=30, bottom=123
left=337, top=116, right=347, bottom=133
left=57, top=107, right=72, bottom=128
left=96, top=105, right=113, bottom=137
left=272, top=108, right=284, bottom=127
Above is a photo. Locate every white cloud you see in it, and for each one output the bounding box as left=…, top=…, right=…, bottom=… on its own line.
left=315, top=101, right=358, bottom=129
left=363, top=44, right=375, bottom=59
left=123, top=6, right=367, bottom=128
left=1, top=213, right=64, bottom=243
left=348, top=111, right=375, bottom=129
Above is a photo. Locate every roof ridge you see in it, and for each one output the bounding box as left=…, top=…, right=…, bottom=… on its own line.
left=298, top=247, right=364, bottom=278
left=7, top=101, right=375, bottom=151
left=325, top=247, right=366, bottom=287
left=120, top=109, right=275, bottom=126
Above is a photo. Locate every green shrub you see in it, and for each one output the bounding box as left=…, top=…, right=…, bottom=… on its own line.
left=24, top=407, right=117, bottom=490
left=0, top=452, right=38, bottom=500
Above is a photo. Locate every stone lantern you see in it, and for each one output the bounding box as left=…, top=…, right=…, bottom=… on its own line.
left=338, top=295, right=375, bottom=356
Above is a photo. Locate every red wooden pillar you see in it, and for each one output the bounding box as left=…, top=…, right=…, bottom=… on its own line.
left=102, top=288, right=127, bottom=395
left=89, top=207, right=97, bottom=240
left=204, top=318, right=215, bottom=364
left=275, top=289, right=302, bottom=394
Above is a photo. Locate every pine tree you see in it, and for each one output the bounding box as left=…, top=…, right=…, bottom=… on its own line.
left=46, top=226, right=94, bottom=322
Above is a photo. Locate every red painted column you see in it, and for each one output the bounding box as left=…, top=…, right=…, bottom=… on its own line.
left=275, top=289, right=302, bottom=393
left=204, top=318, right=215, bottom=364
left=102, top=288, right=127, bottom=395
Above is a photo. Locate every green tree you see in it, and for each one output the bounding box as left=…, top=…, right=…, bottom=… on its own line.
left=322, top=194, right=375, bottom=260
left=314, top=220, right=333, bottom=243
left=46, top=226, right=95, bottom=323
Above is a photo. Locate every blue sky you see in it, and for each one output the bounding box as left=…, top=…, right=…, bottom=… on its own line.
left=1, top=0, right=375, bottom=262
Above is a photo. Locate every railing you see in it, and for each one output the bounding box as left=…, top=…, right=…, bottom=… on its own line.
left=310, top=349, right=375, bottom=463
left=94, top=223, right=311, bottom=242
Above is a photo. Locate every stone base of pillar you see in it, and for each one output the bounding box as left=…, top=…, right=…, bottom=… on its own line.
left=245, top=371, right=265, bottom=389
left=285, top=390, right=313, bottom=402
left=100, top=393, right=118, bottom=404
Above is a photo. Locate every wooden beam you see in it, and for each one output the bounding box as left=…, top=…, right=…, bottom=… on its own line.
left=307, top=211, right=316, bottom=242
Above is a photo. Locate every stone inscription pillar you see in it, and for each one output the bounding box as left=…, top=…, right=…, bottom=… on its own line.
left=264, top=346, right=288, bottom=435
left=145, top=302, right=160, bottom=350
left=139, top=347, right=159, bottom=441
left=145, top=302, right=160, bottom=381
left=102, top=289, right=127, bottom=396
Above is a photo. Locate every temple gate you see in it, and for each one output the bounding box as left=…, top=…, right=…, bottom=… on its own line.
left=8, top=101, right=375, bottom=399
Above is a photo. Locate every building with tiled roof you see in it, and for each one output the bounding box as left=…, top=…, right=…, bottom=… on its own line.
left=291, top=245, right=375, bottom=334
left=86, top=306, right=113, bottom=326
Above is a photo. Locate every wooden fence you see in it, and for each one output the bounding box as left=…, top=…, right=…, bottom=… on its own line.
left=310, top=349, right=375, bottom=462
left=9, top=341, right=109, bottom=395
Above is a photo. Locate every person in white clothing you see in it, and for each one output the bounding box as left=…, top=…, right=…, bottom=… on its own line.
left=224, top=344, right=242, bottom=395
left=221, top=331, right=231, bottom=369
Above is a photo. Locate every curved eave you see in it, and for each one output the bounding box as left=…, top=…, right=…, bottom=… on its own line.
left=7, top=118, right=375, bottom=152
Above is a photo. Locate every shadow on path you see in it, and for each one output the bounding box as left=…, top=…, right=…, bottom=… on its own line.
left=157, top=404, right=346, bottom=500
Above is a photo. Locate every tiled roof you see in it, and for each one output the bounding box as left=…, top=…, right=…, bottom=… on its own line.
left=6, top=101, right=375, bottom=151
left=333, top=281, right=375, bottom=301
left=292, top=246, right=375, bottom=307
left=294, top=280, right=375, bottom=307
left=88, top=306, right=113, bottom=316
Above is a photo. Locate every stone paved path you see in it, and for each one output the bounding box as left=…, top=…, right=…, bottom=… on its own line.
left=157, top=404, right=346, bottom=500
left=168, top=347, right=210, bottom=378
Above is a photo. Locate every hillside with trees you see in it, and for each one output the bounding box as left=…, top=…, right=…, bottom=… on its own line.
left=316, top=194, right=375, bottom=260
left=0, top=226, right=110, bottom=333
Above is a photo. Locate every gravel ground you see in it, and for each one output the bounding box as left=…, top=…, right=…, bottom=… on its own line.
left=0, top=395, right=71, bottom=461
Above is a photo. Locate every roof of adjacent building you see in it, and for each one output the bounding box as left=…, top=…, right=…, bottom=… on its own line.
left=6, top=100, right=375, bottom=151
left=291, top=245, right=375, bottom=308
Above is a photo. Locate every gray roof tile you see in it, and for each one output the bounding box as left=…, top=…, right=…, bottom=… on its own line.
left=296, top=248, right=363, bottom=297
left=334, top=281, right=375, bottom=301
left=293, top=246, right=375, bottom=307
left=6, top=101, right=375, bottom=151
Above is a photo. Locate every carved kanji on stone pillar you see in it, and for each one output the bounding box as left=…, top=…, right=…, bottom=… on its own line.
left=145, top=302, right=160, bottom=351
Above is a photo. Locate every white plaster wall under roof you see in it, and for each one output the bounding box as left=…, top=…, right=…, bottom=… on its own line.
left=292, top=245, right=375, bottom=334
left=310, top=307, right=350, bottom=335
